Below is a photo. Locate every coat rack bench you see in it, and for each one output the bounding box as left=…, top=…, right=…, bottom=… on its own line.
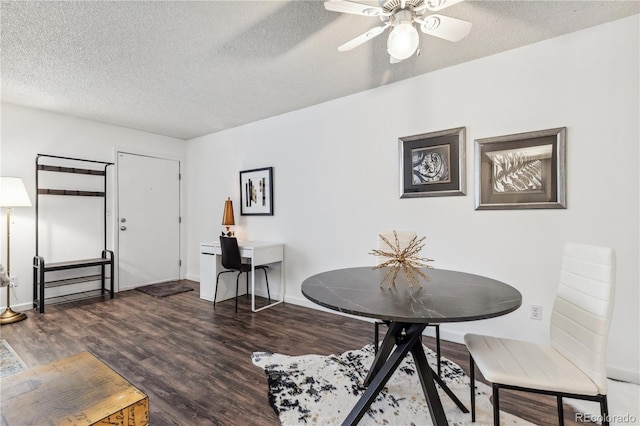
left=33, top=154, right=115, bottom=313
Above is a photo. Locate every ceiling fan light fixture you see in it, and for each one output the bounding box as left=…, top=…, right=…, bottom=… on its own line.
left=420, top=15, right=440, bottom=31
left=325, top=0, right=472, bottom=59
left=387, top=22, right=419, bottom=61
left=362, top=7, right=381, bottom=16
left=424, top=0, right=464, bottom=11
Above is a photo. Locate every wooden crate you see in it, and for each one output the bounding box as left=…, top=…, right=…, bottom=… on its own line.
left=1, top=351, right=149, bottom=425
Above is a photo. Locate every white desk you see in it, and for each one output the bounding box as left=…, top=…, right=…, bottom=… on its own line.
left=200, top=240, right=284, bottom=312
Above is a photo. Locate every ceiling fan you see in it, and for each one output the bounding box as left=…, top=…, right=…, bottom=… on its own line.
left=325, top=0, right=472, bottom=63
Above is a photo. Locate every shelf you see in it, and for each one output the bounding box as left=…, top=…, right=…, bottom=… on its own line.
left=37, top=165, right=106, bottom=176
left=38, top=189, right=105, bottom=197
left=42, top=274, right=105, bottom=288
left=43, top=258, right=112, bottom=272
left=39, top=290, right=111, bottom=307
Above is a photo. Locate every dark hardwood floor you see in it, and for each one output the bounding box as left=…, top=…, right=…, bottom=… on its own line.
left=1, top=280, right=584, bottom=425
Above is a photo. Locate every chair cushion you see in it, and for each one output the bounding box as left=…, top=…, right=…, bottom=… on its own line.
left=464, top=333, right=600, bottom=396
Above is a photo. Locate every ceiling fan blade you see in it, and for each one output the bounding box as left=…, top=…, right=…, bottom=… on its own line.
left=338, top=24, right=388, bottom=51
left=418, top=14, right=472, bottom=42
left=415, top=0, right=465, bottom=12
left=324, top=0, right=384, bottom=17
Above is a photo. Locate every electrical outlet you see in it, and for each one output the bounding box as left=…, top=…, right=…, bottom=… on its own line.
left=10, top=275, right=18, bottom=287
left=529, top=304, right=542, bottom=320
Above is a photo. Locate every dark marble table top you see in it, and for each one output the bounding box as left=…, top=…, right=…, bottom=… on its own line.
left=301, top=267, right=522, bottom=323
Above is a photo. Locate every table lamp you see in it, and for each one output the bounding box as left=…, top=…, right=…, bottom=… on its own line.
left=0, top=177, right=32, bottom=325
left=221, top=197, right=235, bottom=237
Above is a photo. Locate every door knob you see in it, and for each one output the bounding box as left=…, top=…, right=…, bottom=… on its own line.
left=120, top=225, right=127, bottom=231
left=120, top=218, right=127, bottom=223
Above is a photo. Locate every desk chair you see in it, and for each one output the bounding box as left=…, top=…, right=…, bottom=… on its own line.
left=214, top=236, right=271, bottom=313
left=374, top=231, right=442, bottom=377
left=465, top=242, right=615, bottom=426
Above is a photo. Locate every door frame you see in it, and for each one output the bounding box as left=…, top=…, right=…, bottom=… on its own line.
left=112, top=147, right=184, bottom=292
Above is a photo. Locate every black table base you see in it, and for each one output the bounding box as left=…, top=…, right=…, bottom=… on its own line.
left=342, top=322, right=468, bottom=426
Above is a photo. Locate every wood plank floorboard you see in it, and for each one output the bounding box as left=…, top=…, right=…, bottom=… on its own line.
left=1, top=280, right=585, bottom=426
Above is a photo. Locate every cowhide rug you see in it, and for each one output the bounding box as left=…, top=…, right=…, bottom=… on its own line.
left=252, top=344, right=533, bottom=425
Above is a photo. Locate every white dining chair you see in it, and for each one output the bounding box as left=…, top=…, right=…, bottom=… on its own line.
left=464, top=242, right=616, bottom=426
left=373, top=231, right=442, bottom=377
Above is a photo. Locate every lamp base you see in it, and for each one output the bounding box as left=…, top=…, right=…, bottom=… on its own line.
left=0, top=307, right=27, bottom=325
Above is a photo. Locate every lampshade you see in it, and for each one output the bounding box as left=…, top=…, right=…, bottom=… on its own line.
left=222, top=197, right=235, bottom=226
left=387, top=22, right=419, bottom=61
left=0, top=177, right=32, bottom=208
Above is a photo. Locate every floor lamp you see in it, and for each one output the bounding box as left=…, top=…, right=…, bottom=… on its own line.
left=0, top=177, right=32, bottom=325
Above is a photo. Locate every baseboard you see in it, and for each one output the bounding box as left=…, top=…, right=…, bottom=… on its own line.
left=185, top=273, right=199, bottom=282
left=13, top=288, right=637, bottom=384
left=607, top=365, right=640, bottom=384
left=2, top=301, right=32, bottom=312
left=284, top=295, right=382, bottom=323
left=284, top=295, right=639, bottom=383
left=284, top=294, right=320, bottom=309
left=285, top=295, right=468, bottom=342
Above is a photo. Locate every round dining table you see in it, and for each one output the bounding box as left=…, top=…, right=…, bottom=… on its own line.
left=301, top=266, right=522, bottom=426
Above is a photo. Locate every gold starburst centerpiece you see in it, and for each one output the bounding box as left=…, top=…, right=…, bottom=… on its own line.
left=370, top=231, right=434, bottom=288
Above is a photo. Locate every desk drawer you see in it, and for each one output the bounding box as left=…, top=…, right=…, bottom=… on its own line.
left=200, top=244, right=221, bottom=256
left=254, top=245, right=284, bottom=265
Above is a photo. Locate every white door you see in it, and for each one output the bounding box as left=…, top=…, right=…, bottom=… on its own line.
left=117, top=152, right=180, bottom=290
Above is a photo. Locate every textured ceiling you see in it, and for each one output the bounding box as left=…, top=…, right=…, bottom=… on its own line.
left=1, top=1, right=638, bottom=140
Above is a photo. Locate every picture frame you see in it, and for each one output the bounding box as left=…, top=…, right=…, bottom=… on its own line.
left=240, top=167, right=273, bottom=215
left=399, top=127, right=466, bottom=198
left=475, top=127, right=566, bottom=210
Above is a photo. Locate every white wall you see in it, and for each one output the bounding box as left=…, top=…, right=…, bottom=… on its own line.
left=0, top=104, right=186, bottom=309
left=186, top=16, right=639, bottom=382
